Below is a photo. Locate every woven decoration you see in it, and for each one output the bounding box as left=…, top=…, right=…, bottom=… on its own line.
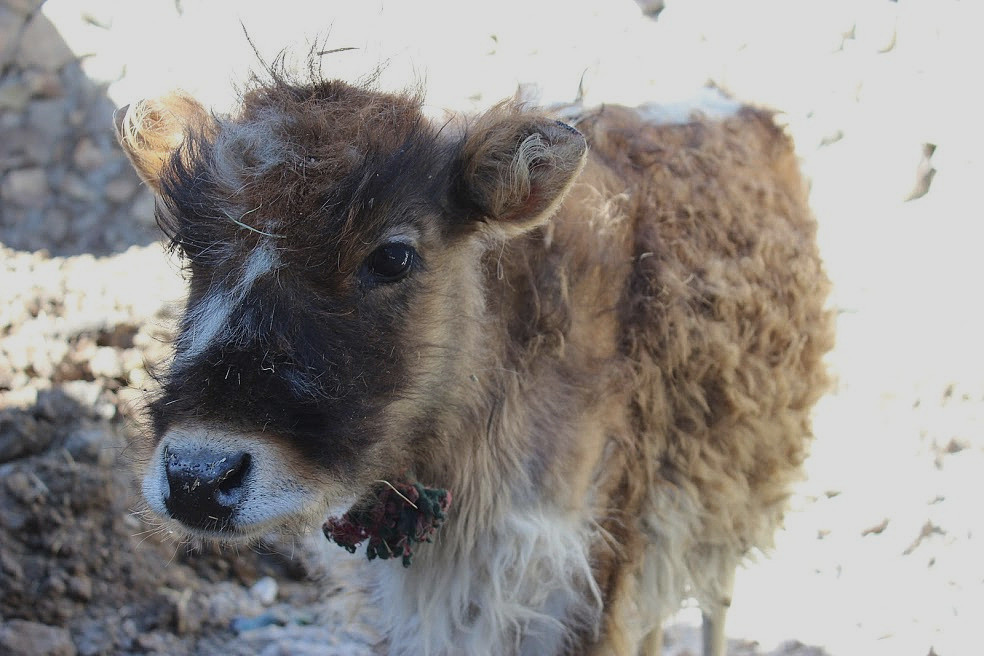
left=323, top=481, right=451, bottom=567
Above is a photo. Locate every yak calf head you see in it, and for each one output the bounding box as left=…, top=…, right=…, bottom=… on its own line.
left=115, top=78, right=586, bottom=540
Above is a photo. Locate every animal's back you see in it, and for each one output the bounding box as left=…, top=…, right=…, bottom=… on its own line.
left=510, top=102, right=835, bottom=649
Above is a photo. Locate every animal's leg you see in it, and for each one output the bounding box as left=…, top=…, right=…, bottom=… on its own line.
left=639, top=622, right=663, bottom=656
left=700, top=564, right=735, bottom=656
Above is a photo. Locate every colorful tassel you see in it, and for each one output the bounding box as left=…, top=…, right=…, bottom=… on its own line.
left=323, top=481, right=451, bottom=567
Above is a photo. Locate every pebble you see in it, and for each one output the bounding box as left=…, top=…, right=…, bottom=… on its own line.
left=0, top=78, right=31, bottom=112
left=5, top=0, right=45, bottom=17
left=67, top=574, right=93, bottom=601
left=62, top=172, right=99, bottom=202
left=0, top=549, right=24, bottom=579
left=64, top=426, right=115, bottom=466
left=60, top=380, right=104, bottom=409
left=34, top=387, right=83, bottom=422
left=0, top=13, right=24, bottom=65
left=132, top=632, right=185, bottom=653
left=1, top=384, right=39, bottom=409
left=17, top=13, right=76, bottom=72
left=250, top=576, right=279, bottom=606
left=0, top=498, right=28, bottom=530
left=26, top=98, right=69, bottom=143
left=0, top=414, right=51, bottom=463
left=0, top=620, right=76, bottom=656
left=42, top=208, right=70, bottom=243
left=103, top=176, right=136, bottom=203
left=88, top=346, right=123, bottom=379
left=72, top=137, right=105, bottom=171
left=1, top=166, right=48, bottom=206
left=22, top=69, right=63, bottom=98
left=231, top=611, right=286, bottom=634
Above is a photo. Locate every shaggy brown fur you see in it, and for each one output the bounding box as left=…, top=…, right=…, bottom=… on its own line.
left=116, top=70, right=834, bottom=656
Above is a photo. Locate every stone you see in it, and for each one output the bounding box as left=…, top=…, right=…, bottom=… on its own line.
left=26, top=99, right=69, bottom=140
left=133, top=632, right=182, bottom=653
left=0, top=128, right=58, bottom=168
left=0, top=411, right=51, bottom=463
left=40, top=207, right=70, bottom=243
left=72, top=137, right=105, bottom=171
left=635, top=0, right=665, bottom=17
left=64, top=426, right=115, bottom=466
left=0, top=620, right=76, bottom=656
left=35, top=384, right=95, bottom=422
left=67, top=574, right=93, bottom=601
left=0, top=78, right=31, bottom=112
left=231, top=611, right=285, bottom=633
left=0, top=382, right=35, bottom=408
left=103, top=175, right=137, bottom=204
left=0, top=499, right=27, bottom=530
left=4, top=0, right=45, bottom=17
left=88, top=346, right=123, bottom=379
left=94, top=400, right=115, bottom=421
left=62, top=173, right=99, bottom=202
left=0, top=8, right=25, bottom=51
left=22, top=69, right=63, bottom=98
left=17, top=12, right=76, bottom=72
left=0, top=110, right=20, bottom=129
left=250, top=576, right=279, bottom=606
left=0, top=549, right=24, bottom=580
left=60, top=380, right=104, bottom=409
left=1, top=167, right=48, bottom=207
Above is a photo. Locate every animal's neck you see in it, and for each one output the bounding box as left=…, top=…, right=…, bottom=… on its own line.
left=370, top=499, right=603, bottom=656
left=379, top=326, right=604, bottom=656
left=371, top=205, right=633, bottom=654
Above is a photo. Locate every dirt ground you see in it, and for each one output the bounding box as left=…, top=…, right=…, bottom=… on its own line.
left=1, top=1, right=981, bottom=654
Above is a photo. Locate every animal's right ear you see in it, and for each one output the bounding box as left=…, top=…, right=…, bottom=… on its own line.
left=113, top=93, right=212, bottom=193
left=452, top=106, right=587, bottom=237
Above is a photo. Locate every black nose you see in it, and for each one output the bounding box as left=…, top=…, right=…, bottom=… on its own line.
left=163, top=447, right=251, bottom=530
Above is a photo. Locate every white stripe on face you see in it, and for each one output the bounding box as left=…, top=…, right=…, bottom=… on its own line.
left=175, top=242, right=279, bottom=365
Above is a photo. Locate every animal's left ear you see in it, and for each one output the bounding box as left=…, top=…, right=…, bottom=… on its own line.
left=453, top=108, right=587, bottom=235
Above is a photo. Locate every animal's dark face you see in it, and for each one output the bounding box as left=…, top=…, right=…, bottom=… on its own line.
left=115, top=77, right=586, bottom=540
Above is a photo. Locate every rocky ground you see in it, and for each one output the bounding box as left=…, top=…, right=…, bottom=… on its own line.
left=1, top=0, right=981, bottom=654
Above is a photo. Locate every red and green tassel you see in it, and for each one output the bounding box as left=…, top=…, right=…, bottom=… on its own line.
left=323, top=481, right=451, bottom=567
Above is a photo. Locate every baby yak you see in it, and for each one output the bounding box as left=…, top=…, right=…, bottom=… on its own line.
left=116, top=70, right=833, bottom=656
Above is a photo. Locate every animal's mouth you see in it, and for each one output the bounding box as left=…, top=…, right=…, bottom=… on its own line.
left=160, top=520, right=274, bottom=543
left=150, top=488, right=331, bottom=544
left=141, top=423, right=347, bottom=542
left=140, top=423, right=452, bottom=557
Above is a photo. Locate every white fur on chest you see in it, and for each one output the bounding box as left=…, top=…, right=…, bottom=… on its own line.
left=351, top=508, right=602, bottom=656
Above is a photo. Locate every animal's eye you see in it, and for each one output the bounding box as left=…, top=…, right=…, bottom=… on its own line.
left=363, top=242, right=416, bottom=283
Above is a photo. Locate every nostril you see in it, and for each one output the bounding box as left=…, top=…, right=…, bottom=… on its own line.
left=162, top=447, right=253, bottom=530
left=216, top=452, right=250, bottom=495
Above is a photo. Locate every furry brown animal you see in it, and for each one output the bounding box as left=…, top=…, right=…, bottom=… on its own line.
left=115, top=69, right=833, bottom=656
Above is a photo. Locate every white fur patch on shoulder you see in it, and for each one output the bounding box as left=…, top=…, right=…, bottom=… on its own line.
left=637, top=86, right=743, bottom=125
